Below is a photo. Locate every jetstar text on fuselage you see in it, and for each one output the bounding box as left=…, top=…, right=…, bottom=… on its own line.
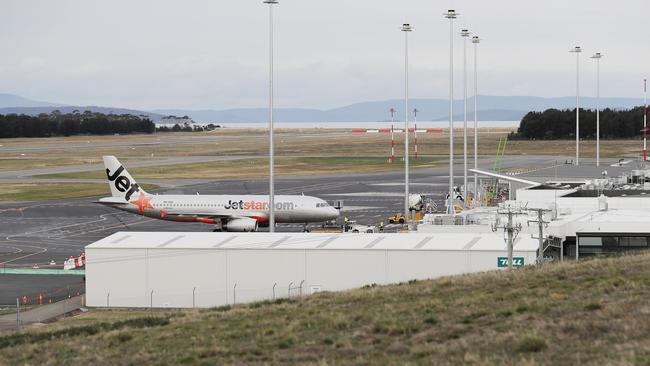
left=224, top=199, right=295, bottom=211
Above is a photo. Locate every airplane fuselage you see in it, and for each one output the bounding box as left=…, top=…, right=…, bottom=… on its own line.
left=101, top=194, right=339, bottom=224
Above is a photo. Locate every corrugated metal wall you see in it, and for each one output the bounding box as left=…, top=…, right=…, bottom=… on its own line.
left=86, top=247, right=537, bottom=308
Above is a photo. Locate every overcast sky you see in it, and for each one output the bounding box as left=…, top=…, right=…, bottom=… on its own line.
left=1, top=0, right=648, bottom=110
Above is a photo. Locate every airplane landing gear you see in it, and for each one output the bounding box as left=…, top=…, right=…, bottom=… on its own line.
left=213, top=220, right=225, bottom=232
left=302, top=223, right=310, bottom=232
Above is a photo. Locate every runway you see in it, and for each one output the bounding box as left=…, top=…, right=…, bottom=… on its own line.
left=0, top=153, right=564, bottom=304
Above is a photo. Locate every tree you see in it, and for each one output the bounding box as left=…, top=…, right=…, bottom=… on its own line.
left=512, top=107, right=645, bottom=140
left=0, top=112, right=156, bottom=138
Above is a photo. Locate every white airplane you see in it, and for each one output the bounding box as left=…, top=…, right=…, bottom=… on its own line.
left=97, top=156, right=339, bottom=232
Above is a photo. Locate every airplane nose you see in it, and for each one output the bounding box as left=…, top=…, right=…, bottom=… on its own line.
left=328, top=207, right=339, bottom=220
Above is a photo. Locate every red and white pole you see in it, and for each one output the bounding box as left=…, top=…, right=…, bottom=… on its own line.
left=389, top=108, right=396, bottom=163
left=390, top=124, right=395, bottom=163
left=643, top=79, right=648, bottom=161
left=414, top=108, right=419, bottom=160
left=414, top=123, right=418, bottom=160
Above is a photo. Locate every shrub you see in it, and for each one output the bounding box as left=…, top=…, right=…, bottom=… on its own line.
left=0, top=317, right=169, bottom=349
left=424, top=316, right=438, bottom=325
left=210, top=305, right=232, bottom=312
left=585, top=302, right=602, bottom=311
left=516, top=336, right=547, bottom=353
left=277, top=338, right=294, bottom=349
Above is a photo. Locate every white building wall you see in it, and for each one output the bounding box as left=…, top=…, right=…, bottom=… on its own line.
left=227, top=249, right=305, bottom=304
left=86, top=247, right=537, bottom=308
left=306, top=250, right=387, bottom=291
left=387, top=251, right=465, bottom=281
left=86, top=248, right=148, bottom=308
left=147, top=249, right=228, bottom=308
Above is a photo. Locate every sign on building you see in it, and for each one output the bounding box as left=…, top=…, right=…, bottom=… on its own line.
left=497, top=257, right=524, bottom=268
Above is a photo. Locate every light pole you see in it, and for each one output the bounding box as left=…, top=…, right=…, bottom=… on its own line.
left=461, top=29, right=470, bottom=206
left=472, top=35, right=480, bottom=202
left=263, top=0, right=278, bottom=231
left=643, top=79, right=648, bottom=162
left=445, top=9, right=457, bottom=215
left=570, top=46, right=582, bottom=166
left=591, top=52, right=602, bottom=166
left=401, top=23, right=412, bottom=224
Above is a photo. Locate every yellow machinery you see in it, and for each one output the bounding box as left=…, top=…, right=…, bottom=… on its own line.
left=388, top=211, right=425, bottom=224
left=387, top=213, right=406, bottom=224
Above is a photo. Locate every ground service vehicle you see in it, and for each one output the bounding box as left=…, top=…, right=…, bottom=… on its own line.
left=388, top=213, right=406, bottom=224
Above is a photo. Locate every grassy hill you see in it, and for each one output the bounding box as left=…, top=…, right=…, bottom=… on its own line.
left=3, top=252, right=650, bottom=365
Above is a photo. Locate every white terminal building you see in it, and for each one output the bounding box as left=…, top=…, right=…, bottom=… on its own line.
left=84, top=165, right=650, bottom=309
left=421, top=166, right=650, bottom=261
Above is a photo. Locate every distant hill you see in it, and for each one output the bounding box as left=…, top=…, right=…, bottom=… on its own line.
left=0, top=93, right=62, bottom=108
left=0, top=106, right=164, bottom=121
left=0, top=93, right=164, bottom=121
left=0, top=93, right=644, bottom=123
left=155, top=95, right=644, bottom=123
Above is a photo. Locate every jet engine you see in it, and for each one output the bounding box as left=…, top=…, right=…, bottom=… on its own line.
left=223, top=217, right=258, bottom=232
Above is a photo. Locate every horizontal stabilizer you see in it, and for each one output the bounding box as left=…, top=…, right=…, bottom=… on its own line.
left=97, top=197, right=128, bottom=205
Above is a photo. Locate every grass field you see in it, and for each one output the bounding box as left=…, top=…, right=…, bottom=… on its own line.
left=37, top=156, right=446, bottom=180
left=2, top=252, right=650, bottom=364
left=0, top=157, right=143, bottom=171
left=2, top=129, right=648, bottom=202
left=1, top=130, right=646, bottom=169
left=0, top=183, right=159, bottom=202
left=0, top=158, right=98, bottom=171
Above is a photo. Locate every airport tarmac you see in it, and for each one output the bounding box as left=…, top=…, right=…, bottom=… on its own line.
left=0, top=154, right=568, bottom=304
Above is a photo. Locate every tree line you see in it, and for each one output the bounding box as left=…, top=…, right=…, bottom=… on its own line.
left=511, top=107, right=646, bottom=140
left=0, top=110, right=155, bottom=138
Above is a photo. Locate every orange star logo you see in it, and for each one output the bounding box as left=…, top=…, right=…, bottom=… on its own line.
left=130, top=192, right=154, bottom=214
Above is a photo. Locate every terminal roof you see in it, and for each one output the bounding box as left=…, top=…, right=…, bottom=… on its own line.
left=87, top=232, right=539, bottom=252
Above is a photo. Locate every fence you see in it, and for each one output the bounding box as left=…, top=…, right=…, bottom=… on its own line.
left=99, top=280, right=313, bottom=309
left=0, top=282, right=86, bottom=317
